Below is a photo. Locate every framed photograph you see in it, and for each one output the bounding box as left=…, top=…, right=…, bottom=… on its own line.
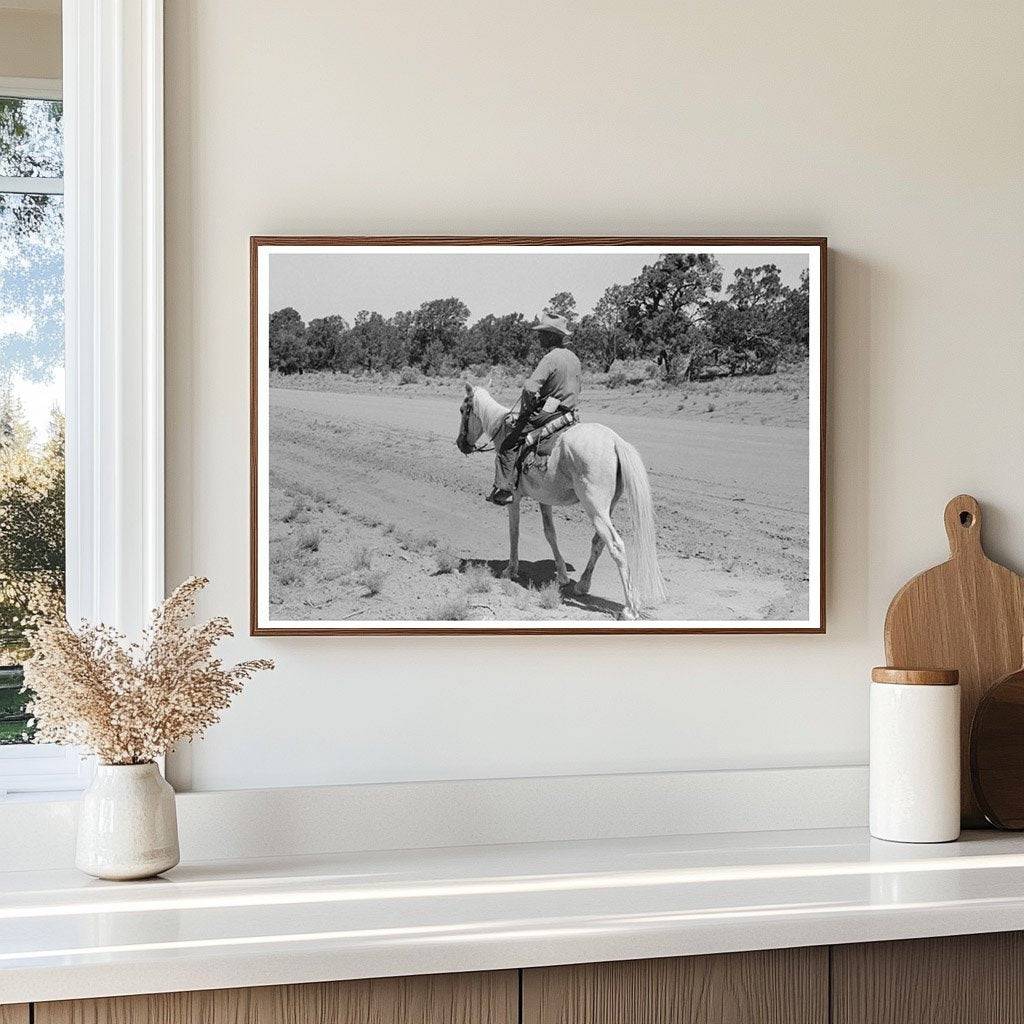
left=251, top=237, right=826, bottom=635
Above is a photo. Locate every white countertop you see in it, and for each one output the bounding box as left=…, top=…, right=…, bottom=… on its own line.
left=4, top=826, right=1024, bottom=1004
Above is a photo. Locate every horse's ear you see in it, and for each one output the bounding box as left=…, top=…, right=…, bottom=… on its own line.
left=464, top=382, right=473, bottom=396
left=486, top=375, right=493, bottom=390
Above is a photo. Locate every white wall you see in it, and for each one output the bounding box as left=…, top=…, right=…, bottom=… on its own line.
left=164, top=0, right=1024, bottom=792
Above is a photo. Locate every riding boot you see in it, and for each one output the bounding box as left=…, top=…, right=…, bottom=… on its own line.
left=485, top=486, right=514, bottom=506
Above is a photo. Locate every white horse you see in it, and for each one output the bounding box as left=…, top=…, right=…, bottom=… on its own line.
left=456, top=384, right=665, bottom=619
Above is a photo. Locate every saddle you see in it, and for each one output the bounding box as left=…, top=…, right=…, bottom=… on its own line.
left=514, top=409, right=579, bottom=482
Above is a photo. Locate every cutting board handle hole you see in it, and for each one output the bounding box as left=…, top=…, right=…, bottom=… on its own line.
left=960, top=511, right=975, bottom=527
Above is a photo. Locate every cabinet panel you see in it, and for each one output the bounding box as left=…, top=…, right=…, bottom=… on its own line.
left=36, top=970, right=517, bottom=1024
left=832, top=932, right=1024, bottom=1024
left=522, top=948, right=828, bottom=1024
left=0, top=1006, right=29, bottom=1024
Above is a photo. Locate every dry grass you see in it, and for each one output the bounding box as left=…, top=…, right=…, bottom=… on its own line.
left=433, top=595, right=471, bottom=620
left=298, top=524, right=322, bottom=552
left=282, top=496, right=305, bottom=523
left=394, top=528, right=437, bottom=553
left=23, top=577, right=273, bottom=765
left=347, top=544, right=373, bottom=571
left=462, top=564, right=493, bottom=593
left=276, top=563, right=299, bottom=586
left=357, top=567, right=387, bottom=596
left=498, top=576, right=530, bottom=610
left=434, top=545, right=459, bottom=574
left=536, top=581, right=563, bottom=609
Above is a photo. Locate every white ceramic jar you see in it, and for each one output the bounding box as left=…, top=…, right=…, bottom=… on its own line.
left=869, top=667, right=961, bottom=843
left=76, top=762, right=180, bottom=880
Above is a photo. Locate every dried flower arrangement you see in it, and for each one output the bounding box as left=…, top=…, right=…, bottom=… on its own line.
left=22, top=577, right=273, bottom=765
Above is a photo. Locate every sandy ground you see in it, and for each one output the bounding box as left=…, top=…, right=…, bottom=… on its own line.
left=266, top=372, right=811, bottom=624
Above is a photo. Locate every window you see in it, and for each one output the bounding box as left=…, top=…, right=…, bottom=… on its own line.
left=0, top=81, right=81, bottom=796
left=0, top=4, right=166, bottom=797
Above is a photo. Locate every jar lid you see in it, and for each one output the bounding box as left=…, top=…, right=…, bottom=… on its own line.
left=871, top=667, right=959, bottom=686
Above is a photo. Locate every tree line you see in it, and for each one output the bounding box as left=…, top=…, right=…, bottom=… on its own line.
left=0, top=396, right=64, bottom=743
left=270, top=254, right=810, bottom=380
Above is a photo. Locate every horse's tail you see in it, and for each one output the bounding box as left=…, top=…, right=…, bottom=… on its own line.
left=614, top=437, right=666, bottom=607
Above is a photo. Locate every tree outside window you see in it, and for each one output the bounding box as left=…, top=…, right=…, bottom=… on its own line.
left=0, top=94, right=65, bottom=744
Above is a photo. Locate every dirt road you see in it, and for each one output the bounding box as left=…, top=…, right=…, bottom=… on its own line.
left=267, top=384, right=810, bottom=623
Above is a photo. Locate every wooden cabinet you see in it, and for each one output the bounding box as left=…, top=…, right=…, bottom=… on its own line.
left=522, top=948, right=827, bottom=1024
left=23, top=932, right=1024, bottom=1024
left=34, top=971, right=517, bottom=1024
left=832, top=932, right=1024, bottom=1024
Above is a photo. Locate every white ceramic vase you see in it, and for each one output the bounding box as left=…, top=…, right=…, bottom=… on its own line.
left=76, top=762, right=180, bottom=880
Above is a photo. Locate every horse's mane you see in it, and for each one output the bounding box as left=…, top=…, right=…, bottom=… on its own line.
left=472, top=387, right=509, bottom=436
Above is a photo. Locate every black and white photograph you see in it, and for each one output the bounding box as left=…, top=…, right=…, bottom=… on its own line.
left=251, top=238, right=824, bottom=634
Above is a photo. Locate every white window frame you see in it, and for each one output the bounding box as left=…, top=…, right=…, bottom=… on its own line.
left=0, top=0, right=164, bottom=799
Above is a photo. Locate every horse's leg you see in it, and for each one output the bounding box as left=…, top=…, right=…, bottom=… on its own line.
left=576, top=486, right=619, bottom=596
left=575, top=531, right=604, bottom=595
left=581, top=497, right=639, bottom=619
left=540, top=504, right=569, bottom=585
left=502, top=498, right=520, bottom=579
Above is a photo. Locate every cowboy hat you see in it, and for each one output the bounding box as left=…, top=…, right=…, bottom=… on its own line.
left=530, top=312, right=572, bottom=337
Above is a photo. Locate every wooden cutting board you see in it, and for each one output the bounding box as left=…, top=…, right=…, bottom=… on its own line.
left=884, top=494, right=1024, bottom=826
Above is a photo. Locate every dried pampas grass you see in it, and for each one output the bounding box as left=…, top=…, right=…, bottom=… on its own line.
left=23, top=576, right=273, bottom=765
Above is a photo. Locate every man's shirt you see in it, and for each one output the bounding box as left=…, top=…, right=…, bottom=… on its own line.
left=523, top=347, right=582, bottom=411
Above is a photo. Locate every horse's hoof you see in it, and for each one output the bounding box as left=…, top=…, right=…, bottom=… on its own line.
left=501, top=565, right=519, bottom=580
left=556, top=575, right=570, bottom=587
left=617, top=607, right=639, bottom=621
left=573, top=580, right=591, bottom=595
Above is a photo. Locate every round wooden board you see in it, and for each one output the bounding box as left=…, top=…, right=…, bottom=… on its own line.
left=970, top=664, right=1024, bottom=829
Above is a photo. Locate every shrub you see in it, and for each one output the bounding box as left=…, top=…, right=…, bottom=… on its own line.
left=347, top=544, right=373, bottom=571
left=395, top=528, right=437, bottom=553
left=608, top=358, right=659, bottom=385
left=433, top=595, right=471, bottom=620
left=498, top=576, right=529, bottom=609
left=606, top=368, right=628, bottom=389
left=536, top=581, right=562, bottom=610
left=276, top=564, right=299, bottom=586
left=298, top=524, right=322, bottom=552
left=357, top=567, right=387, bottom=596
left=282, top=496, right=305, bottom=523
left=434, top=546, right=459, bottom=574
left=399, top=366, right=422, bottom=386
left=462, top=564, right=493, bottom=593
left=468, top=362, right=491, bottom=378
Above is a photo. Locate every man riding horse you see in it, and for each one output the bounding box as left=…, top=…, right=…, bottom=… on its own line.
left=485, top=312, right=582, bottom=506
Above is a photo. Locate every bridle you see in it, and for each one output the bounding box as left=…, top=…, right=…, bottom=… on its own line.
left=459, top=391, right=518, bottom=455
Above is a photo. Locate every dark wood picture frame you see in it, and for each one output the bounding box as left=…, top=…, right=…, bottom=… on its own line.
left=250, top=236, right=827, bottom=636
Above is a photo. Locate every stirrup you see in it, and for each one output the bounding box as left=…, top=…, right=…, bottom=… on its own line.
left=486, top=488, right=514, bottom=506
